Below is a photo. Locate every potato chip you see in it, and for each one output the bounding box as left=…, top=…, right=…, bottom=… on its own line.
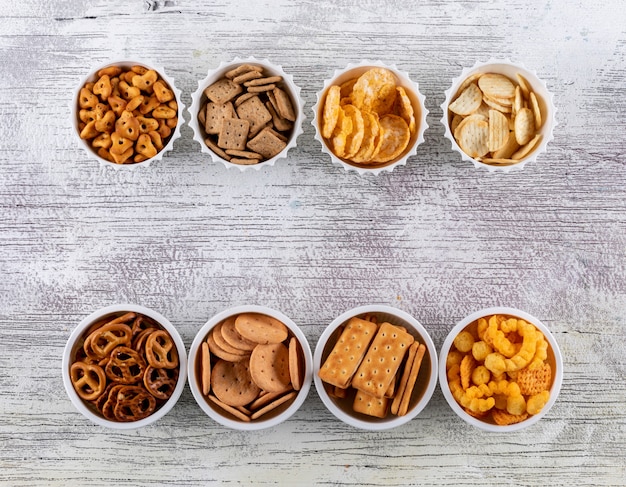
left=322, top=85, right=341, bottom=139
left=331, top=107, right=353, bottom=158
left=394, top=86, right=416, bottom=135
left=514, top=107, right=535, bottom=145
left=370, top=114, right=410, bottom=163
left=488, top=109, right=509, bottom=153
left=478, top=73, right=516, bottom=99
left=351, top=68, right=397, bottom=115
left=339, top=78, right=357, bottom=99
left=342, top=104, right=365, bottom=159
left=448, top=83, right=482, bottom=116
left=511, top=134, right=542, bottom=160
left=351, top=111, right=380, bottom=163
left=457, top=118, right=489, bottom=159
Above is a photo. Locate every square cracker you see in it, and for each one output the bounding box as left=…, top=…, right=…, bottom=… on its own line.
left=246, top=127, right=287, bottom=159
left=353, top=389, right=389, bottom=418
left=235, top=96, right=272, bottom=137
left=204, top=78, right=242, bottom=104
left=351, top=322, right=415, bottom=398
left=317, top=317, right=378, bottom=389
left=205, top=101, right=235, bottom=135
left=218, top=118, right=250, bottom=150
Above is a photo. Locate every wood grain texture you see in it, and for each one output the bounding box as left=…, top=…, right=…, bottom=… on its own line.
left=0, top=0, right=625, bottom=485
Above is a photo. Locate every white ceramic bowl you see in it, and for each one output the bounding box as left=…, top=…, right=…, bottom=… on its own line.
left=188, top=305, right=312, bottom=430
left=62, top=304, right=187, bottom=429
left=312, top=60, right=428, bottom=176
left=441, top=59, right=556, bottom=173
left=439, top=307, right=563, bottom=432
left=313, top=305, right=438, bottom=430
left=72, top=59, right=184, bottom=170
left=189, top=57, right=305, bottom=171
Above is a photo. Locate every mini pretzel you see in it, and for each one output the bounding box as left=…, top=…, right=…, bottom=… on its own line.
left=105, top=346, right=147, bottom=384
left=113, top=385, right=157, bottom=422
left=132, top=327, right=157, bottom=353
left=145, top=330, right=178, bottom=369
left=143, top=365, right=178, bottom=400
left=87, top=322, right=132, bottom=359
left=70, top=362, right=107, bottom=401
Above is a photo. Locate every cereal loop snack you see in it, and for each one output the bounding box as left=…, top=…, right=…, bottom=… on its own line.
left=446, top=314, right=553, bottom=426
left=70, top=312, right=180, bottom=422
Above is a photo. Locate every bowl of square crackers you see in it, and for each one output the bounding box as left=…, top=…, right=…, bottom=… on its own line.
left=439, top=307, right=563, bottom=431
left=190, top=57, right=304, bottom=171
left=62, top=304, right=187, bottom=429
left=188, top=305, right=312, bottom=430
left=441, top=59, right=556, bottom=172
left=314, top=305, right=438, bottom=430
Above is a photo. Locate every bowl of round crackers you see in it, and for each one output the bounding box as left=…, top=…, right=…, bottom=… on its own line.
left=439, top=307, right=563, bottom=432
left=312, top=60, right=428, bottom=176
left=313, top=305, right=438, bottom=430
left=62, top=304, right=187, bottom=429
left=441, top=59, right=556, bottom=172
left=189, top=57, right=305, bottom=171
left=73, top=59, right=184, bottom=169
left=188, top=305, right=313, bottom=430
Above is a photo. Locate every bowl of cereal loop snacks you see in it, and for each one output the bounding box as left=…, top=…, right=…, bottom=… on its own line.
left=439, top=307, right=563, bottom=431
left=187, top=305, right=312, bottom=430
left=189, top=57, right=305, bottom=171
left=441, top=59, right=556, bottom=172
left=73, top=59, right=184, bottom=169
left=314, top=305, right=438, bottom=430
left=62, top=304, right=187, bottom=429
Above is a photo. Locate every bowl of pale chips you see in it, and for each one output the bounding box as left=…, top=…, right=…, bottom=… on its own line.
left=441, top=59, right=555, bottom=172
left=190, top=57, right=305, bottom=171
left=62, top=304, right=187, bottom=429
left=439, top=307, right=563, bottom=432
left=187, top=305, right=312, bottom=430
left=313, top=305, right=438, bottom=430
left=73, top=60, right=184, bottom=169
left=312, top=61, right=428, bottom=176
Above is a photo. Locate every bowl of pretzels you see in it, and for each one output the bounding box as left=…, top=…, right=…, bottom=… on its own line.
left=62, top=304, right=187, bottom=429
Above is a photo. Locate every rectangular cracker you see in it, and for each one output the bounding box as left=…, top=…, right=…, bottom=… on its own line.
left=397, top=343, right=426, bottom=416
left=351, top=322, right=415, bottom=399
left=225, top=64, right=263, bottom=80
left=317, top=317, right=378, bottom=389
left=205, top=101, right=235, bottom=135
left=204, top=78, right=242, bottom=104
left=353, top=389, right=389, bottom=418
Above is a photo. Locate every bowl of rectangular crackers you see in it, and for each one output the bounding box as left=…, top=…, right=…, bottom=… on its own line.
left=190, top=57, right=304, bottom=171
left=439, top=307, right=563, bottom=431
left=187, top=305, right=312, bottom=430
left=314, top=305, right=438, bottom=430
left=441, top=59, right=555, bottom=172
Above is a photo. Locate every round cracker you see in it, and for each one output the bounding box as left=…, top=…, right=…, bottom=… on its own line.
left=211, top=359, right=260, bottom=407
left=288, top=337, right=303, bottom=391
left=212, top=321, right=250, bottom=355
left=221, top=316, right=257, bottom=352
left=457, top=118, right=489, bottom=159
left=207, top=333, right=250, bottom=362
left=370, top=114, right=410, bottom=163
left=235, top=313, right=288, bottom=345
left=249, top=342, right=291, bottom=393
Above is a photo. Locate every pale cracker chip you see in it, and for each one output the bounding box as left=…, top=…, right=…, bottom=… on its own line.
left=488, top=109, right=510, bottom=153
left=478, top=73, right=516, bottom=99
left=511, top=133, right=542, bottom=160
left=448, top=83, right=483, bottom=116
left=514, top=107, right=535, bottom=145
left=457, top=119, right=489, bottom=159
left=529, top=92, right=542, bottom=129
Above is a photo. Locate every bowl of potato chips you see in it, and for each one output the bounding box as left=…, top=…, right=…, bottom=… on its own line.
left=314, top=305, right=438, bottom=430
left=439, top=307, right=563, bottom=432
left=441, top=59, right=555, bottom=172
left=73, top=59, right=184, bottom=169
left=312, top=61, right=428, bottom=176
left=190, top=57, right=304, bottom=171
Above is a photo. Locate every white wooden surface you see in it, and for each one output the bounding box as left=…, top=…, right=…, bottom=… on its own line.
left=1, top=0, right=625, bottom=485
